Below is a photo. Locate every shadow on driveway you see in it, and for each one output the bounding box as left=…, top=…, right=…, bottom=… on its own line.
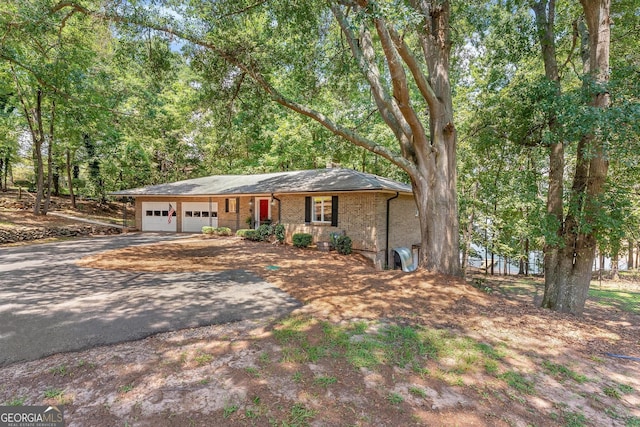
left=0, top=235, right=300, bottom=367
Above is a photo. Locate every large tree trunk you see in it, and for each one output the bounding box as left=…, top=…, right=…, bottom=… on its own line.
left=33, top=89, right=45, bottom=216
left=43, top=100, right=55, bottom=214
left=532, top=0, right=566, bottom=308
left=611, top=252, right=619, bottom=280
left=411, top=130, right=459, bottom=274
left=66, top=148, right=76, bottom=209
left=532, top=0, right=562, bottom=302
left=2, top=155, right=8, bottom=191
left=412, top=0, right=459, bottom=274
left=330, top=0, right=460, bottom=275
left=628, top=240, right=634, bottom=270
left=541, top=0, right=611, bottom=314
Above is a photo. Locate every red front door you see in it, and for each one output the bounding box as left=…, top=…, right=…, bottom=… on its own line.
left=259, top=199, right=269, bottom=223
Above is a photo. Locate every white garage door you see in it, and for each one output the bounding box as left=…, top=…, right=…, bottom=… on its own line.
left=182, top=202, right=218, bottom=232
left=142, top=202, right=177, bottom=232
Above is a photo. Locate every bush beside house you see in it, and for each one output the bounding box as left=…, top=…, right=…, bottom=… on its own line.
left=202, top=226, right=232, bottom=236
left=293, top=233, right=313, bottom=248
left=333, top=235, right=352, bottom=255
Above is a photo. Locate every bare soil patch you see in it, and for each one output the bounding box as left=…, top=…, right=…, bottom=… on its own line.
left=2, top=236, right=639, bottom=426
left=0, top=189, right=132, bottom=229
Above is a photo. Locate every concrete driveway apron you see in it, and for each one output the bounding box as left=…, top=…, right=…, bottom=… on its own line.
left=0, top=234, right=300, bottom=366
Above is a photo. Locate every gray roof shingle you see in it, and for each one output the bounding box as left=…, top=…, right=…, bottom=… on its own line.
left=110, top=168, right=412, bottom=196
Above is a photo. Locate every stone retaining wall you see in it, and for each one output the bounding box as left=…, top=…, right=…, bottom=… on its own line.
left=0, top=225, right=121, bottom=244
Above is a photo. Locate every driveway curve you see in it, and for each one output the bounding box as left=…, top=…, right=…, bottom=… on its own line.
left=0, top=234, right=300, bottom=367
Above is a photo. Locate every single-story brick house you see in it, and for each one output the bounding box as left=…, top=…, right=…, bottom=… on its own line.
left=111, top=168, right=420, bottom=269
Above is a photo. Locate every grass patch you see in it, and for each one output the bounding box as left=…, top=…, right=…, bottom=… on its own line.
left=381, top=325, right=439, bottom=367
left=542, top=361, right=588, bottom=383
left=313, top=375, right=337, bottom=387
left=490, top=279, right=540, bottom=297
left=245, top=407, right=259, bottom=419
left=408, top=386, right=427, bottom=398
left=4, top=396, right=26, bottom=406
left=274, top=316, right=329, bottom=364
left=273, top=328, right=307, bottom=344
left=283, top=403, right=316, bottom=426
left=434, top=369, right=464, bottom=386
left=43, top=388, right=64, bottom=399
left=563, top=410, right=587, bottom=427
left=76, top=359, right=96, bottom=369
left=118, top=384, right=134, bottom=394
left=603, top=386, right=622, bottom=399
left=245, top=367, right=260, bottom=378
left=484, top=360, right=500, bottom=375
left=345, top=338, right=384, bottom=369
left=588, top=288, right=640, bottom=314
left=476, top=342, right=507, bottom=360
left=617, top=383, right=634, bottom=394
left=258, top=352, right=271, bottom=364
left=318, top=320, right=509, bottom=379
left=626, top=416, right=640, bottom=427
left=49, top=365, right=69, bottom=377
left=194, top=352, right=213, bottom=366
left=281, top=347, right=308, bottom=363
left=499, top=371, right=535, bottom=394
left=305, top=344, right=326, bottom=362
left=387, top=392, right=404, bottom=404
left=223, top=404, right=239, bottom=419
left=273, top=316, right=315, bottom=344
left=292, top=372, right=303, bottom=383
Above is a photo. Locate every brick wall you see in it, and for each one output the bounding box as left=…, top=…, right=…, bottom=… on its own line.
left=383, top=194, right=421, bottom=267
left=135, top=196, right=276, bottom=232
left=217, top=196, right=251, bottom=230
left=279, top=192, right=378, bottom=252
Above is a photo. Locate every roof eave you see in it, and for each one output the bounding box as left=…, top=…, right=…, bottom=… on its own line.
left=109, top=188, right=413, bottom=198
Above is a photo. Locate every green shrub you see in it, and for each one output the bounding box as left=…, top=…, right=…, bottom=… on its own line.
left=203, top=226, right=232, bottom=236
left=214, top=227, right=232, bottom=236
left=274, top=224, right=286, bottom=243
left=237, top=229, right=261, bottom=241
left=244, top=230, right=260, bottom=241
left=236, top=229, right=253, bottom=238
left=257, top=224, right=274, bottom=241
left=334, top=235, right=352, bottom=255
left=13, top=180, right=34, bottom=190
left=293, top=233, right=313, bottom=248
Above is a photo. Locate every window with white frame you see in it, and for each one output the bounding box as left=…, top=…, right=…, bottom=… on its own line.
left=313, top=196, right=332, bottom=223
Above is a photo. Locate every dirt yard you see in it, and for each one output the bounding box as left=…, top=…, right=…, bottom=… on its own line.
left=0, top=189, right=133, bottom=229
left=1, top=233, right=638, bottom=426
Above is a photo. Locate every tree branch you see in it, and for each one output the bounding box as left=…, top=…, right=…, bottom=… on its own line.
left=559, top=19, right=579, bottom=78
left=215, top=0, right=269, bottom=20
left=373, top=16, right=428, bottom=156
left=10, top=65, right=38, bottom=143
left=48, top=1, right=417, bottom=175
left=387, top=27, right=439, bottom=115
left=329, top=4, right=412, bottom=143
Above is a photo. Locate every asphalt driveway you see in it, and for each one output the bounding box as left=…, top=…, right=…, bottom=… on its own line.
left=0, top=234, right=300, bottom=366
